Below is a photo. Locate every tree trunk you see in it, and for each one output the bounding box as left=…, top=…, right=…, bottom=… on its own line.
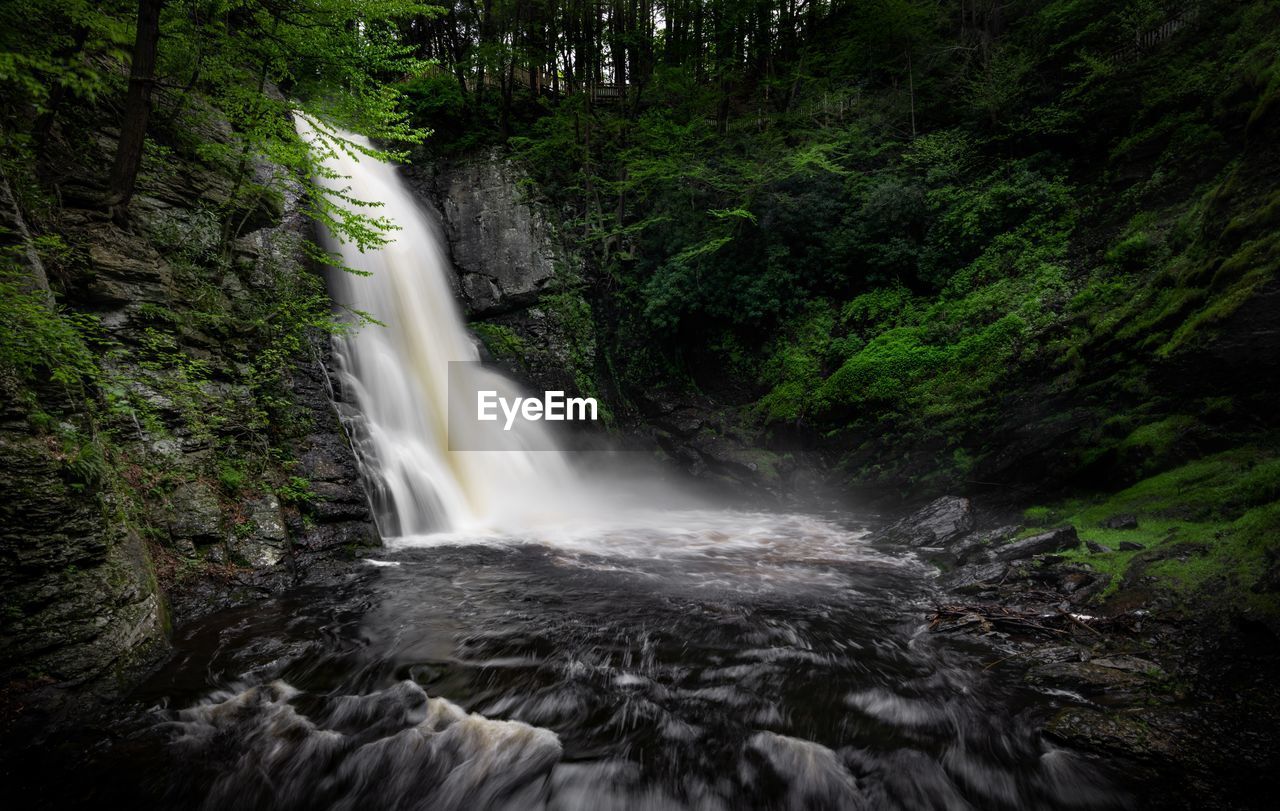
left=108, top=0, right=165, bottom=220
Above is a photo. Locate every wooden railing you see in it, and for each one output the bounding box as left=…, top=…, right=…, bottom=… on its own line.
left=1107, top=6, right=1200, bottom=65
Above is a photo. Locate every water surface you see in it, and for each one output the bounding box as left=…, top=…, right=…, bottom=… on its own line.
left=122, top=511, right=1131, bottom=810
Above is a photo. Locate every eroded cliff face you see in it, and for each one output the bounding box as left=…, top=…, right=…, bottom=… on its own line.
left=0, top=115, right=377, bottom=732
left=429, top=151, right=559, bottom=316
left=0, top=400, right=166, bottom=698
left=407, top=153, right=599, bottom=402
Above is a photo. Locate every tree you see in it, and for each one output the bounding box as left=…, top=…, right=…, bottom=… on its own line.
left=107, top=0, right=164, bottom=219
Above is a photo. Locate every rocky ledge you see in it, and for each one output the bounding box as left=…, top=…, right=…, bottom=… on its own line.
left=873, top=496, right=1280, bottom=809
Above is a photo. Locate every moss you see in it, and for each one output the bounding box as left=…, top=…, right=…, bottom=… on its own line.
left=1027, top=447, right=1280, bottom=613
left=1022, top=505, right=1063, bottom=527
left=216, top=460, right=248, bottom=494
left=470, top=322, right=528, bottom=360
left=1114, top=414, right=1198, bottom=469
left=1105, top=232, right=1159, bottom=269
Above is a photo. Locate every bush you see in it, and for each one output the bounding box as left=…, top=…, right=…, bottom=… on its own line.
left=0, top=259, right=100, bottom=390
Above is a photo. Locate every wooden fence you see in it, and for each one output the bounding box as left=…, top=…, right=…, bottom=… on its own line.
left=1108, top=6, right=1201, bottom=65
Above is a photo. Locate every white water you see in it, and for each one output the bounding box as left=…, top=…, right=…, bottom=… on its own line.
left=297, top=117, right=577, bottom=538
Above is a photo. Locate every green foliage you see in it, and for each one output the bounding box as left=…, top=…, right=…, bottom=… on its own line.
left=1030, top=448, right=1280, bottom=614
left=472, top=0, right=1280, bottom=500
left=0, top=257, right=100, bottom=390
left=217, top=459, right=247, bottom=494
left=471, top=322, right=526, bottom=360
left=276, top=475, right=314, bottom=505
left=0, top=0, right=128, bottom=113
left=754, top=305, right=837, bottom=424
left=543, top=287, right=606, bottom=411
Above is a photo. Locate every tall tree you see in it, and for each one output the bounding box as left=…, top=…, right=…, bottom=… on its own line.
left=107, top=0, right=164, bottom=219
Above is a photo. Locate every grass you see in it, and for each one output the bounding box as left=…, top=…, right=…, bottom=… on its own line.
left=1022, top=447, right=1280, bottom=611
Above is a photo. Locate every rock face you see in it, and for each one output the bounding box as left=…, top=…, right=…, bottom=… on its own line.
left=0, top=401, right=167, bottom=692
left=287, top=349, right=379, bottom=558
left=0, top=111, right=377, bottom=727
left=421, top=151, right=558, bottom=317
left=407, top=154, right=598, bottom=403
left=413, top=152, right=828, bottom=503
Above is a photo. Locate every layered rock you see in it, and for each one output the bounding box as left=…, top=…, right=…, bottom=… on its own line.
left=423, top=151, right=558, bottom=317
left=406, top=154, right=597, bottom=402
left=876, top=496, right=975, bottom=548
left=0, top=393, right=167, bottom=693
left=0, top=113, right=377, bottom=725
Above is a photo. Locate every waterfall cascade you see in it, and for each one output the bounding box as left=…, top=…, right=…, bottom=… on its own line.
left=297, top=117, right=575, bottom=538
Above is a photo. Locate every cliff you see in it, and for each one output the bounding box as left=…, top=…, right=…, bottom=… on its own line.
left=0, top=106, right=377, bottom=737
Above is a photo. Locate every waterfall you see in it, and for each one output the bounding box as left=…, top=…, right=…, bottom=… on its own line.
left=297, top=117, right=575, bottom=538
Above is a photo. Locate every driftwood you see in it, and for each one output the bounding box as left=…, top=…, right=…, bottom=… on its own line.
left=927, top=602, right=1143, bottom=640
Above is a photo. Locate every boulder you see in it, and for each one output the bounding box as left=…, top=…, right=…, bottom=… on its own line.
left=1102, top=514, right=1139, bottom=530
left=941, top=561, right=1009, bottom=593
left=168, top=481, right=224, bottom=546
left=879, top=496, right=974, bottom=548
left=1045, top=707, right=1182, bottom=766
left=952, top=524, right=1021, bottom=564
left=986, top=526, right=1080, bottom=562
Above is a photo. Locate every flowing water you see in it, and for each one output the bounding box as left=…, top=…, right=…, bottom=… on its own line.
left=301, top=116, right=577, bottom=537
left=94, top=121, right=1136, bottom=809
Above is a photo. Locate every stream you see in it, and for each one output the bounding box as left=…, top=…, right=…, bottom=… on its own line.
left=110, top=511, right=1133, bottom=810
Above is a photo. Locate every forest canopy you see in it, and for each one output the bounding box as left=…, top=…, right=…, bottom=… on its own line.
left=2, top=0, right=1276, bottom=490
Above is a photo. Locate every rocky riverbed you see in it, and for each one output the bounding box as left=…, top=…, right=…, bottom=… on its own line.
left=878, top=495, right=1280, bottom=808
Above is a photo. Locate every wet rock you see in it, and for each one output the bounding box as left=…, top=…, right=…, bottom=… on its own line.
left=1086, top=540, right=1112, bottom=553
left=1024, top=644, right=1089, bottom=666
left=1118, top=541, right=1144, bottom=551
left=746, top=732, right=865, bottom=810
left=289, top=350, right=379, bottom=556
left=292, top=516, right=378, bottom=554
left=229, top=496, right=287, bottom=568
left=879, top=496, right=974, bottom=548
left=929, top=610, right=991, bottom=632
left=1057, top=567, right=1109, bottom=603
left=460, top=273, right=503, bottom=312
left=168, top=481, right=224, bottom=546
left=308, top=482, right=372, bottom=521
left=1027, top=659, right=1156, bottom=696
left=1045, top=707, right=1179, bottom=759
left=951, top=524, right=1021, bottom=564
left=1090, top=655, right=1162, bottom=675
left=249, top=496, right=287, bottom=543
left=941, top=561, right=1008, bottom=593
left=1102, top=513, right=1139, bottom=530
left=986, top=526, right=1080, bottom=562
